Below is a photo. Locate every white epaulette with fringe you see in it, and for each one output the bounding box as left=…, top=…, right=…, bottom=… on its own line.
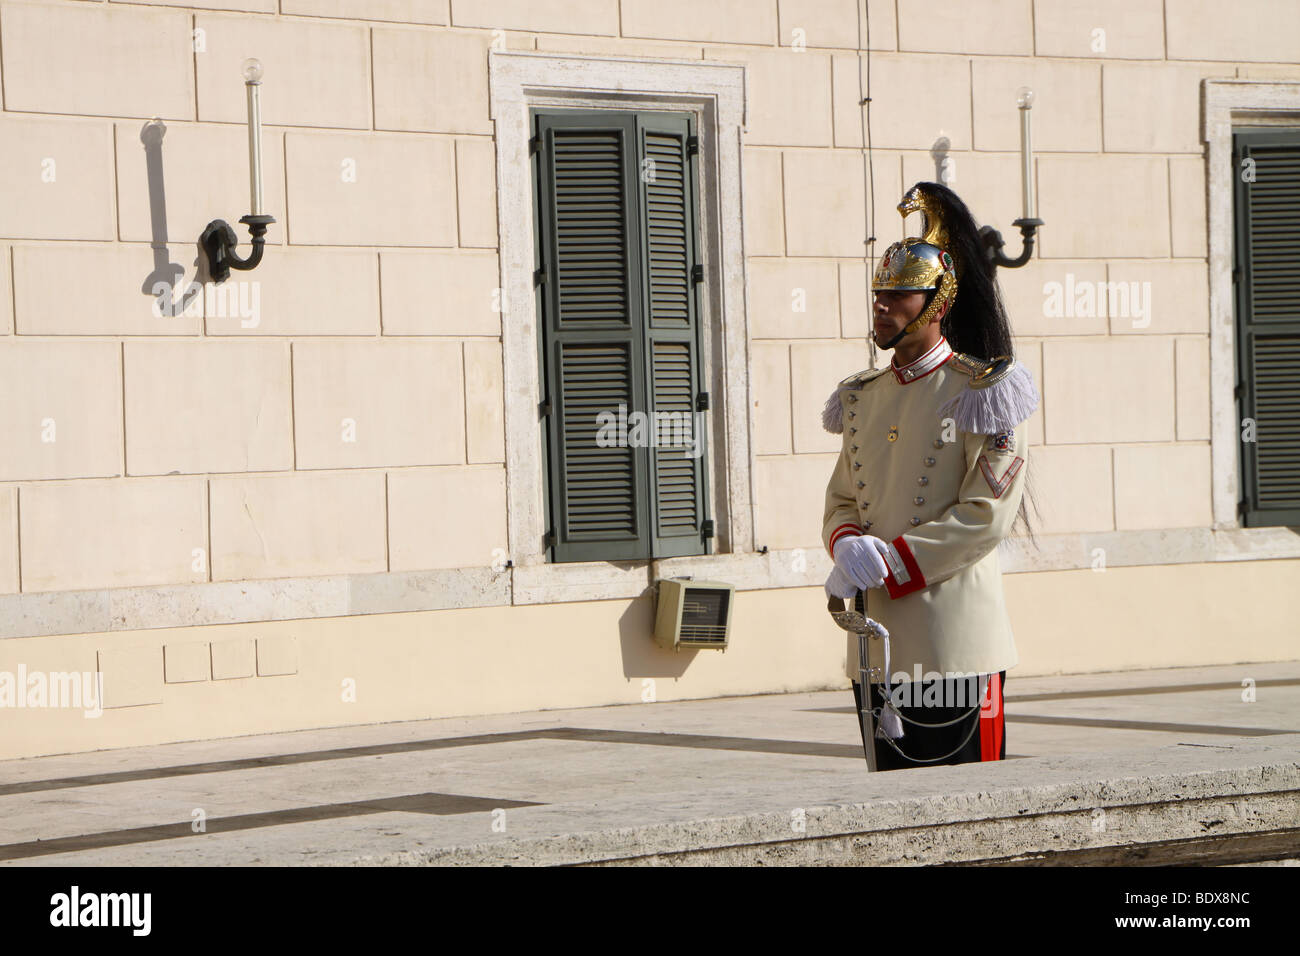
left=821, top=366, right=889, bottom=434
left=820, top=354, right=1038, bottom=435
left=939, top=354, right=1039, bottom=434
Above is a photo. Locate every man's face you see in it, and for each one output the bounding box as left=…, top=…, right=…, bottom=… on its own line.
left=871, top=289, right=929, bottom=346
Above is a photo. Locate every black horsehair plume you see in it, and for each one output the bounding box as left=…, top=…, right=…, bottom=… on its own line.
left=909, top=181, right=1016, bottom=363
left=912, top=181, right=1042, bottom=544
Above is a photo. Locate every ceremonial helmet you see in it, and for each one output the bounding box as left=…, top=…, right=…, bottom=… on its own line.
left=871, top=184, right=960, bottom=341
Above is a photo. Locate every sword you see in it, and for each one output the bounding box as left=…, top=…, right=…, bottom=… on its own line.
left=827, top=593, right=891, bottom=772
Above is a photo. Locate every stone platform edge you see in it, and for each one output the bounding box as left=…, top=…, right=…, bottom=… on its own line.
left=343, top=734, right=1300, bottom=867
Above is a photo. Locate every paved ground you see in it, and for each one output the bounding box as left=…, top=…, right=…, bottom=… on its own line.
left=1, top=661, right=1298, bottom=866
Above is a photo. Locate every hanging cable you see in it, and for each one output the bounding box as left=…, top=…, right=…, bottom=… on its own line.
left=856, top=0, right=877, bottom=367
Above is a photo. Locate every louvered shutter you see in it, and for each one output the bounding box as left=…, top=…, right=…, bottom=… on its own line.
left=1233, top=130, right=1300, bottom=526
left=636, top=112, right=710, bottom=557
left=534, top=113, right=652, bottom=561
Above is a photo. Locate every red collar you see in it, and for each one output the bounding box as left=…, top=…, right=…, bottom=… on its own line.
left=891, top=336, right=953, bottom=384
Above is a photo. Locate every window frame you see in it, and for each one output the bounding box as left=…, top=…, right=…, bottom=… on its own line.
left=488, top=51, right=753, bottom=603
left=1204, top=80, right=1300, bottom=535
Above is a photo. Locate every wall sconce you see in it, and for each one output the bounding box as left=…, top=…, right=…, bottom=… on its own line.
left=201, top=58, right=276, bottom=283
left=980, top=87, right=1045, bottom=269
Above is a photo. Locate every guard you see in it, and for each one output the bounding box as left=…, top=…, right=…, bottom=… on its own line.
left=822, top=182, right=1039, bottom=772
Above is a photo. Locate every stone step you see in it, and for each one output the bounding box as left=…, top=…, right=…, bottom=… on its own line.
left=351, top=733, right=1300, bottom=867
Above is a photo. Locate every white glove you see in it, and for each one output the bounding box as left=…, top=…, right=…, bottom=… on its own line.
left=824, top=566, right=858, bottom=601
left=832, top=534, right=891, bottom=590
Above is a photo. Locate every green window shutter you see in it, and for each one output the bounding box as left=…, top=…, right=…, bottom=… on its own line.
left=534, top=112, right=651, bottom=562
left=635, top=112, right=711, bottom=558
left=1233, top=129, right=1300, bottom=526
left=532, top=109, right=710, bottom=562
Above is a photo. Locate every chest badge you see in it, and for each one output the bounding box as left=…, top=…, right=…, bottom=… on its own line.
left=887, top=426, right=898, bottom=443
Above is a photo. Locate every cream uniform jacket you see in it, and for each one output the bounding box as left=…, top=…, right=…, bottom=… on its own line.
left=821, top=335, right=1037, bottom=683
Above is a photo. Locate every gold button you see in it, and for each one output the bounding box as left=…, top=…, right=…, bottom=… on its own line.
left=910, top=516, right=921, bottom=526
left=917, top=476, right=929, bottom=486
left=924, top=457, right=936, bottom=466
left=933, top=438, right=944, bottom=449
left=856, top=480, right=865, bottom=489
left=850, top=445, right=859, bottom=454
left=914, top=496, right=925, bottom=505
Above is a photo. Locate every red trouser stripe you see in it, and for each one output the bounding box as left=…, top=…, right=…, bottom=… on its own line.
left=994, top=673, right=1003, bottom=757
left=979, top=673, right=1003, bottom=761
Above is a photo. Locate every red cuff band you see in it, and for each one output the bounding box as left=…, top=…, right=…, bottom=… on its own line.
left=828, top=523, right=863, bottom=557
left=883, top=535, right=926, bottom=599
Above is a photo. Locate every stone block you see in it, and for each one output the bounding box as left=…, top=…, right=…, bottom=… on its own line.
left=1113, top=443, right=1212, bottom=530
left=374, top=28, right=492, bottom=134
left=292, top=340, right=466, bottom=469
left=380, top=250, right=502, bottom=335
left=123, top=341, right=293, bottom=476
left=387, top=465, right=508, bottom=571
left=0, top=341, right=122, bottom=481
left=210, top=638, right=256, bottom=680
left=783, top=149, right=867, bottom=258
left=20, top=479, right=207, bottom=592
left=97, top=644, right=163, bottom=708
left=750, top=343, right=792, bottom=455
left=0, top=1, right=193, bottom=119
left=285, top=132, right=457, bottom=246
left=746, top=259, right=840, bottom=339
left=209, top=472, right=387, bottom=580
left=195, top=13, right=370, bottom=128
left=1042, top=338, right=1175, bottom=444
left=0, top=117, right=115, bottom=240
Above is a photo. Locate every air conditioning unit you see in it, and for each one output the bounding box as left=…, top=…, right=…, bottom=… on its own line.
left=654, top=578, right=734, bottom=650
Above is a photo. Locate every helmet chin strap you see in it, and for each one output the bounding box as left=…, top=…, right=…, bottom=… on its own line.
left=876, top=300, right=935, bottom=351
left=878, top=324, right=910, bottom=351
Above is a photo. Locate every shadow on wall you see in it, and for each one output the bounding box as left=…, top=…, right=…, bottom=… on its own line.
left=138, top=118, right=205, bottom=317
left=930, top=135, right=952, bottom=184
left=618, top=589, right=695, bottom=682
